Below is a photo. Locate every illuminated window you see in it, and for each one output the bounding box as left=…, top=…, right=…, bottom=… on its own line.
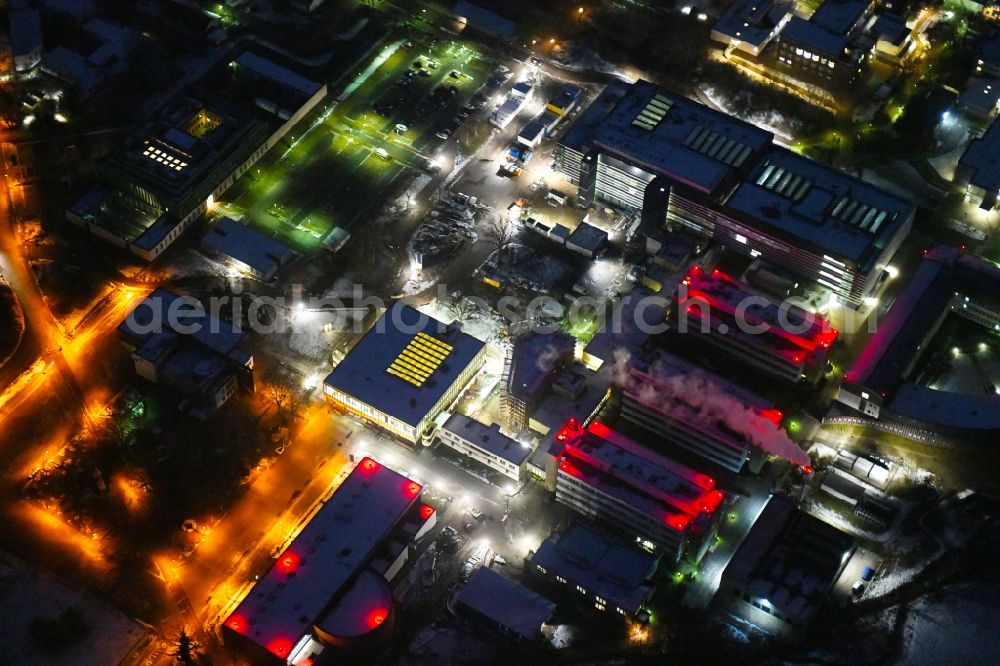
left=537, top=565, right=547, bottom=574
left=576, top=585, right=587, bottom=595
left=556, top=575, right=567, bottom=583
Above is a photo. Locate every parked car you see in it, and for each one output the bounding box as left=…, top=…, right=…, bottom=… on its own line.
left=861, top=566, right=875, bottom=582
left=852, top=581, right=865, bottom=597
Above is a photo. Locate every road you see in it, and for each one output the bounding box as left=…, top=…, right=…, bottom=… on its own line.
left=0, top=128, right=157, bottom=634
left=137, top=392, right=558, bottom=661
left=682, top=472, right=778, bottom=609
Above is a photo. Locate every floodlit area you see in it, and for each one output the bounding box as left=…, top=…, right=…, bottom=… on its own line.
left=223, top=38, right=495, bottom=252
left=6, top=1, right=1000, bottom=665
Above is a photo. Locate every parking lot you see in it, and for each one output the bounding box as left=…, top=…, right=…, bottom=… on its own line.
left=830, top=546, right=882, bottom=604
left=223, top=34, right=500, bottom=253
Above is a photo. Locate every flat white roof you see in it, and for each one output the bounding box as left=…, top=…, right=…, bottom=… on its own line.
left=225, top=458, right=421, bottom=659
left=442, top=413, right=531, bottom=466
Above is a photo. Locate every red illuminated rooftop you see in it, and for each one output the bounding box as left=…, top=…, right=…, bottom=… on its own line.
left=677, top=266, right=838, bottom=360
left=224, top=457, right=422, bottom=659
left=555, top=420, right=724, bottom=533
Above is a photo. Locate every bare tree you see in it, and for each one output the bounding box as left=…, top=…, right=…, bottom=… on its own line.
left=483, top=214, right=517, bottom=261
left=263, top=383, right=290, bottom=415
left=443, top=295, right=479, bottom=323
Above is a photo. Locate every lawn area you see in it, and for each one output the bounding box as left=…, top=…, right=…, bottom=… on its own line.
left=223, top=31, right=495, bottom=254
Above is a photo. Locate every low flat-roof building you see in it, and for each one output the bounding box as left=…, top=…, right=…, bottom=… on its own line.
left=66, top=48, right=326, bottom=261
left=323, top=302, right=487, bottom=445
left=435, top=413, right=531, bottom=481
left=118, top=289, right=253, bottom=416
left=454, top=0, right=517, bottom=39
left=529, top=522, right=660, bottom=619
left=616, top=349, right=792, bottom=473
left=675, top=265, right=838, bottom=383
left=819, top=469, right=867, bottom=507
left=549, top=419, right=724, bottom=562
left=455, top=568, right=555, bottom=642
left=546, top=83, right=582, bottom=117
left=223, top=457, right=435, bottom=663
left=715, top=496, right=856, bottom=635
left=40, top=18, right=140, bottom=100
left=565, top=222, right=609, bottom=258
left=833, top=449, right=892, bottom=488
left=202, top=216, right=294, bottom=280
left=958, top=77, right=1000, bottom=121
left=582, top=286, right=670, bottom=372
left=956, top=120, right=1000, bottom=210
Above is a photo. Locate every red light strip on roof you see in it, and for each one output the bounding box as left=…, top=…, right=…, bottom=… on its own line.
left=268, top=637, right=293, bottom=657
left=276, top=549, right=300, bottom=574
left=678, top=267, right=839, bottom=353
left=368, top=608, right=389, bottom=629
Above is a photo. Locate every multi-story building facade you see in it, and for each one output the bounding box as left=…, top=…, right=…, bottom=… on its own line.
left=713, top=0, right=915, bottom=100
left=500, top=331, right=576, bottom=432
left=667, top=147, right=913, bottom=306
left=529, top=522, right=661, bottom=619
left=675, top=265, right=838, bottom=383
left=435, top=413, right=531, bottom=481
left=837, top=246, right=1000, bottom=443
left=549, top=419, right=725, bottom=562
left=616, top=350, right=785, bottom=473
left=555, top=80, right=913, bottom=307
